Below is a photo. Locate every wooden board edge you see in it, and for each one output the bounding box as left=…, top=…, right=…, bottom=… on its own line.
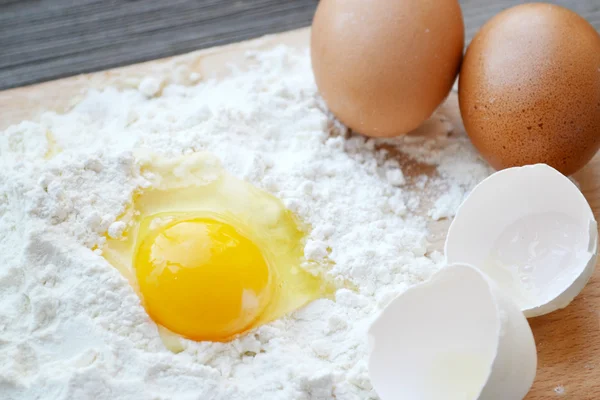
left=0, top=27, right=311, bottom=130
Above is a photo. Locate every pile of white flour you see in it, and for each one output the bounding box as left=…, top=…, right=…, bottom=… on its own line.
left=0, top=46, right=490, bottom=399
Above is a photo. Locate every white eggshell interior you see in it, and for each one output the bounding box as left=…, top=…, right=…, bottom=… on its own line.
left=368, top=264, right=536, bottom=400
left=445, top=164, right=598, bottom=317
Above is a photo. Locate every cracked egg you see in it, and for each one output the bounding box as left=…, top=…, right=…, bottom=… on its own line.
left=101, top=152, right=333, bottom=344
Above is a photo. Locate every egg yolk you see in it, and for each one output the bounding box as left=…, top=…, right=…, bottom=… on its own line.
left=135, top=217, right=272, bottom=342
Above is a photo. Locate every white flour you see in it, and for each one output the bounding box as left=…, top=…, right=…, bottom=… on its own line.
left=0, top=46, right=491, bottom=400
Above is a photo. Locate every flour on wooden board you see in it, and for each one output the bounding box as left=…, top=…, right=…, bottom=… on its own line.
left=0, top=46, right=491, bottom=399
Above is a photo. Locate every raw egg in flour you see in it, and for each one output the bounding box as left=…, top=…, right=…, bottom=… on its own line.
left=102, top=152, right=333, bottom=343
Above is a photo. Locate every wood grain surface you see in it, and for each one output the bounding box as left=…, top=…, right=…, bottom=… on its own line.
left=1, top=0, right=599, bottom=89
left=2, top=20, right=600, bottom=400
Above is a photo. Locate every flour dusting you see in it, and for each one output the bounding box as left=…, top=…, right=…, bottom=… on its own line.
left=0, top=45, right=490, bottom=399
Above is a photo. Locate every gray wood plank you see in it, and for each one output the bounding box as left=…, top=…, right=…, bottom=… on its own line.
left=461, top=0, right=600, bottom=42
left=0, top=0, right=598, bottom=90
left=0, top=0, right=319, bottom=89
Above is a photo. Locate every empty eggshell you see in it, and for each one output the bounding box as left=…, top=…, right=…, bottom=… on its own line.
left=368, top=263, right=537, bottom=400
left=445, top=164, right=598, bottom=317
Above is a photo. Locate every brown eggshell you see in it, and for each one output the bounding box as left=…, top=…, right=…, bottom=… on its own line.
left=311, top=0, right=464, bottom=138
left=459, top=3, right=600, bottom=175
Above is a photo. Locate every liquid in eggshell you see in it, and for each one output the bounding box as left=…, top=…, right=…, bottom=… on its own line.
left=101, top=152, right=334, bottom=345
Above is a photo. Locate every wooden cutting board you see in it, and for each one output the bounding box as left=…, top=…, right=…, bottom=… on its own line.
left=1, top=27, right=599, bottom=400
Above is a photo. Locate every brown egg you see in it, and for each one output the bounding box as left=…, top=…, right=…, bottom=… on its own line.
left=311, top=0, right=464, bottom=138
left=459, top=3, right=600, bottom=175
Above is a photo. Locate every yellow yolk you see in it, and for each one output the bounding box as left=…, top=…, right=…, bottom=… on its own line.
left=135, top=218, right=271, bottom=341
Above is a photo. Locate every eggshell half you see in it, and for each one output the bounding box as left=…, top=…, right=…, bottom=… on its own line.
left=368, top=264, right=537, bottom=400
left=445, top=164, right=598, bottom=317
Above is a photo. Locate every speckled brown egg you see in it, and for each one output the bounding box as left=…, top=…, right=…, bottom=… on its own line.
left=311, top=0, right=464, bottom=138
left=459, top=3, right=600, bottom=175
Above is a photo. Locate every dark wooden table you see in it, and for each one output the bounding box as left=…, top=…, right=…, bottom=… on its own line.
left=1, top=0, right=599, bottom=90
